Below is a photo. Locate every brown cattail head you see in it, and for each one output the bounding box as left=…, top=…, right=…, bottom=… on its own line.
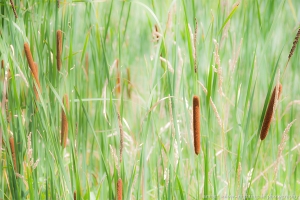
left=117, top=179, right=122, bottom=200
left=24, top=43, right=41, bottom=100
left=57, top=30, right=63, bottom=71
left=61, top=94, right=69, bottom=148
left=260, top=84, right=282, bottom=140
left=116, top=59, right=121, bottom=95
left=126, top=67, right=131, bottom=98
left=9, top=137, right=17, bottom=172
left=73, top=191, right=76, bottom=200
left=288, top=28, right=300, bottom=60
left=1, top=60, right=4, bottom=69
left=193, top=95, right=200, bottom=155
left=9, top=0, right=18, bottom=18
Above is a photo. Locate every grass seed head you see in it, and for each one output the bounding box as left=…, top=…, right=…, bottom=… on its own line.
left=288, top=28, right=300, bottom=60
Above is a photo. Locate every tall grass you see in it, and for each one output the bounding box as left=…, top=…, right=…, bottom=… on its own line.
left=1, top=0, right=300, bottom=199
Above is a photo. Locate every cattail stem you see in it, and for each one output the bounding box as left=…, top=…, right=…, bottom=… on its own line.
left=260, top=84, right=282, bottom=140
left=73, top=191, right=76, bottom=200
left=194, top=18, right=198, bottom=73
left=117, top=112, right=123, bottom=165
left=193, top=95, right=200, bottom=155
left=116, top=59, right=121, bottom=95
left=24, top=43, right=41, bottom=100
left=57, top=30, right=63, bottom=71
left=9, top=0, right=18, bottom=18
left=61, top=94, right=69, bottom=148
left=85, top=53, right=89, bottom=80
left=117, top=179, right=122, bottom=200
left=9, top=137, right=17, bottom=172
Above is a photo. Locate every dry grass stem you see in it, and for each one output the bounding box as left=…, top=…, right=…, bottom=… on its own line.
left=61, top=94, right=69, bottom=148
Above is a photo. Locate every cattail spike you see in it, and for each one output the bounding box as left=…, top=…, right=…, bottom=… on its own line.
left=9, top=137, right=17, bottom=172
left=10, top=0, right=18, bottom=18
left=117, top=179, right=122, bottom=200
left=24, top=43, right=41, bottom=100
left=61, top=94, right=69, bottom=148
left=57, top=30, right=63, bottom=71
left=193, top=95, right=200, bottom=155
left=260, top=84, right=282, bottom=140
left=73, top=191, right=76, bottom=200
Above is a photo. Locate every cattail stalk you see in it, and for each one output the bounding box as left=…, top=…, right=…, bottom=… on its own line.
left=57, top=0, right=60, bottom=8
left=57, top=30, right=63, bottom=71
left=61, top=94, right=69, bottom=148
left=260, top=84, right=282, bottom=140
left=1, top=60, right=4, bottom=69
left=73, top=191, right=76, bottom=200
left=10, top=0, right=18, bottom=18
left=85, top=53, right=89, bottom=80
left=9, top=137, right=17, bottom=172
left=193, top=95, right=200, bottom=155
left=194, top=18, right=198, bottom=73
left=24, top=43, right=41, bottom=100
left=117, top=112, right=123, bottom=165
left=117, top=179, right=122, bottom=200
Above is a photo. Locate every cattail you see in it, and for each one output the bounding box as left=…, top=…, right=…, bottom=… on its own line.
left=193, top=95, right=200, bottom=155
left=61, top=94, right=69, bottom=148
left=73, top=191, right=76, bottom=200
left=116, top=59, right=121, bottom=95
left=57, top=30, right=63, bottom=71
left=1, top=60, right=4, bottom=69
left=288, top=28, right=300, bottom=60
left=260, top=84, right=282, bottom=140
left=10, top=0, right=18, bottom=18
left=117, top=179, right=122, bottom=200
left=57, top=0, right=60, bottom=8
left=127, top=67, right=131, bottom=98
left=24, top=43, right=41, bottom=100
left=9, top=137, right=17, bottom=172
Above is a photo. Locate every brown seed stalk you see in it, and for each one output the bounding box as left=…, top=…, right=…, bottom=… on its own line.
left=61, top=94, right=69, bottom=148
left=10, top=0, right=18, bottom=19
left=260, top=84, right=282, bottom=140
left=193, top=95, right=200, bottom=155
left=57, top=30, right=63, bottom=71
left=73, top=191, right=76, bottom=200
left=117, top=179, right=122, bottom=200
left=127, top=67, right=131, bottom=98
left=1, top=60, right=4, bottom=69
left=9, top=137, right=17, bottom=172
left=288, top=28, right=300, bottom=61
left=24, top=43, right=41, bottom=100
left=57, top=0, right=60, bottom=8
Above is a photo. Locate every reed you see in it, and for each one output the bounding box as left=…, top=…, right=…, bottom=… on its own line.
left=117, top=179, right=122, bottom=200
left=193, top=95, right=200, bottom=155
left=74, top=191, right=76, bottom=200
left=10, top=0, right=18, bottom=18
left=9, top=137, right=17, bottom=172
left=260, top=84, right=282, bottom=140
left=57, top=30, right=63, bottom=71
left=61, top=94, right=69, bottom=148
